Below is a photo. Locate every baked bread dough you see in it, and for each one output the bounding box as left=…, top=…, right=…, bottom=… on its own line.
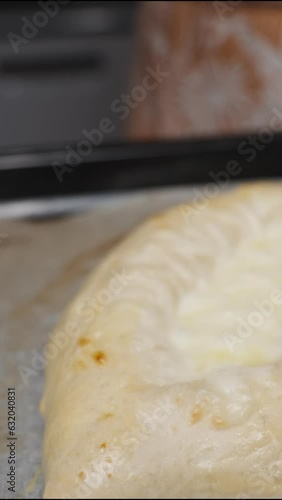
left=40, top=182, right=282, bottom=499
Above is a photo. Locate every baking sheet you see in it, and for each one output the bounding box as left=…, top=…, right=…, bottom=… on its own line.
left=1, top=185, right=223, bottom=499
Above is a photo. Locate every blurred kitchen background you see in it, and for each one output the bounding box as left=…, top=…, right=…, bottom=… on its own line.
left=1, top=0, right=282, bottom=205
left=0, top=1, right=137, bottom=149
left=2, top=1, right=282, bottom=151
left=129, top=1, right=282, bottom=141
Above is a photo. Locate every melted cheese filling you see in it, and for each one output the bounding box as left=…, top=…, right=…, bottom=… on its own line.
left=174, top=229, right=282, bottom=380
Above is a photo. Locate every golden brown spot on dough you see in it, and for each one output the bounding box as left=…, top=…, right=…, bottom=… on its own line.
left=105, top=458, right=112, bottom=463
left=212, top=416, right=226, bottom=429
left=171, top=425, right=177, bottom=432
left=78, top=337, right=91, bottom=346
left=100, top=442, right=107, bottom=451
left=93, top=351, right=107, bottom=365
left=75, top=360, right=86, bottom=370
left=78, top=471, right=85, bottom=480
left=175, top=394, right=183, bottom=406
left=191, top=405, right=202, bottom=424
left=97, top=412, right=114, bottom=422
left=107, top=473, right=112, bottom=479
left=102, top=413, right=113, bottom=420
